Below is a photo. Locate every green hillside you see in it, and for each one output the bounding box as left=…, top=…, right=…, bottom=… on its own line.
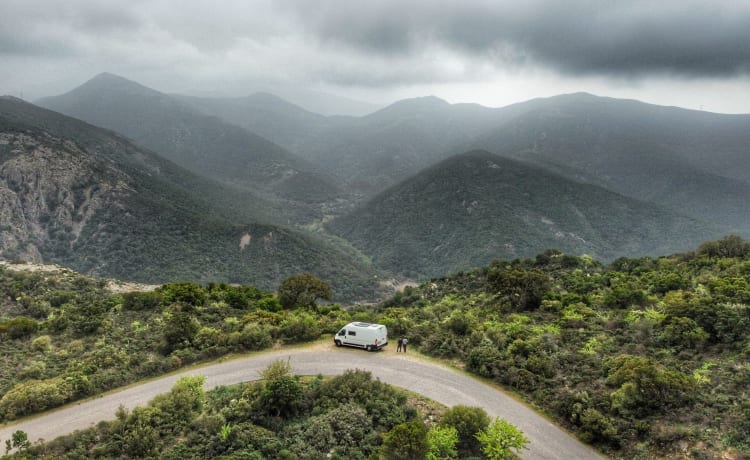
left=0, top=96, right=384, bottom=301
left=2, top=237, right=749, bottom=458
left=478, top=93, right=750, bottom=231
left=371, top=235, right=750, bottom=458
left=328, top=150, right=724, bottom=278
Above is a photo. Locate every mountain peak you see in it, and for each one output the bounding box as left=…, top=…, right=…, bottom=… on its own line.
left=71, top=72, right=161, bottom=97
left=368, top=95, right=450, bottom=119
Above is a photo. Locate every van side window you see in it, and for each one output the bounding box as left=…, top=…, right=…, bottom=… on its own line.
left=338, top=330, right=345, bottom=336
left=348, top=330, right=356, bottom=336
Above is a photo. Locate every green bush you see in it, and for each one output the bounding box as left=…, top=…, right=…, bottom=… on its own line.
left=0, top=377, right=75, bottom=420
left=122, top=291, right=162, bottom=311
left=381, top=420, right=429, bottom=460
left=0, top=316, right=39, bottom=339
left=439, top=406, right=491, bottom=457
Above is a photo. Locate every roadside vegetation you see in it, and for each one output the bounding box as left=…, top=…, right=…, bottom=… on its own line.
left=2, top=235, right=750, bottom=458
left=369, top=235, right=750, bottom=458
left=0, top=266, right=350, bottom=422
left=3, top=360, right=526, bottom=460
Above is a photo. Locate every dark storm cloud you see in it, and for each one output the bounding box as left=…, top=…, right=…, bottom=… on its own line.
left=283, top=0, right=750, bottom=78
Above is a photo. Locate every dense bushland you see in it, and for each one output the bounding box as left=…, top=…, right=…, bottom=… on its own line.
left=3, top=235, right=750, bottom=458
left=0, top=267, right=351, bottom=422
left=369, top=236, right=750, bottom=458
left=3, top=361, right=525, bottom=460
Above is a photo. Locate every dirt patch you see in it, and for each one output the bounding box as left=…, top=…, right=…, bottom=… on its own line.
left=105, top=280, right=160, bottom=293
left=0, top=260, right=69, bottom=274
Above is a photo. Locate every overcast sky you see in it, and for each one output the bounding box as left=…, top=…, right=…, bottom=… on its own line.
left=2, top=0, right=750, bottom=114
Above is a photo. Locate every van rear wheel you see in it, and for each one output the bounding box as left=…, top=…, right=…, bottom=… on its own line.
left=366, top=345, right=372, bottom=352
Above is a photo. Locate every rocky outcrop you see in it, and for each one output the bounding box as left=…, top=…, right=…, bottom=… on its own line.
left=0, top=131, right=127, bottom=262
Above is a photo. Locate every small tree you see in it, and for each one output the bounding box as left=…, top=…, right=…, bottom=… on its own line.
left=427, top=425, right=458, bottom=459
left=162, top=306, right=200, bottom=353
left=381, top=420, right=429, bottom=460
left=277, top=273, right=332, bottom=309
left=476, top=418, right=529, bottom=460
left=439, top=405, right=490, bottom=457
left=257, top=359, right=302, bottom=418
left=4, top=430, right=30, bottom=454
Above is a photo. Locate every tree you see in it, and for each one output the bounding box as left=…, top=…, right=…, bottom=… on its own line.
left=380, top=420, right=429, bottom=460
left=257, top=359, right=302, bottom=418
left=606, top=355, right=696, bottom=416
left=277, top=273, right=331, bottom=309
left=163, top=305, right=200, bottom=353
left=439, top=405, right=491, bottom=457
left=487, top=269, right=551, bottom=310
left=427, top=425, right=458, bottom=460
left=476, top=418, right=529, bottom=460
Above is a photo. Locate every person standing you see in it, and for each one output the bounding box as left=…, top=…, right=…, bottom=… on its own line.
left=402, top=337, right=408, bottom=353
left=397, top=337, right=403, bottom=352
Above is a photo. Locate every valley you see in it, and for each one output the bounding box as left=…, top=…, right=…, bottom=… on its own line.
left=3, top=74, right=746, bottom=297
left=1, top=73, right=749, bottom=459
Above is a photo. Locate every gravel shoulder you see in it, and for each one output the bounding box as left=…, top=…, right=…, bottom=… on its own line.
left=0, top=342, right=604, bottom=460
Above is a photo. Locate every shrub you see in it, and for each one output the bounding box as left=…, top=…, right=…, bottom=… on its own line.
left=0, top=377, right=74, bottom=420
left=158, top=282, right=207, bottom=308
left=31, top=334, right=52, bottom=352
left=487, top=269, right=551, bottom=310
left=278, top=315, right=320, bottom=343
left=122, top=291, right=162, bottom=311
left=381, top=420, right=429, bottom=460
left=427, top=425, right=459, bottom=460
left=0, top=316, right=39, bottom=339
left=439, top=406, right=491, bottom=457
left=476, top=418, right=529, bottom=460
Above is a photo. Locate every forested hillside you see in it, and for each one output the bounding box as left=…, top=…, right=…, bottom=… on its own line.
left=329, top=150, right=723, bottom=278
left=0, top=96, right=384, bottom=301
left=371, top=235, right=750, bottom=458
left=2, top=237, right=749, bottom=458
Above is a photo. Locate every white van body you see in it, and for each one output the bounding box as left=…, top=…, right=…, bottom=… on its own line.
left=334, top=322, right=388, bottom=351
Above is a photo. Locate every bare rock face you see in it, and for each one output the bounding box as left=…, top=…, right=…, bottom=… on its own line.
left=0, top=131, right=126, bottom=262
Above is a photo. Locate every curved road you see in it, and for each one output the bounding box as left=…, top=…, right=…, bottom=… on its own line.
left=0, top=346, right=603, bottom=460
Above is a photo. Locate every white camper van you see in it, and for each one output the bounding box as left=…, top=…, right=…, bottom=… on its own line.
left=334, top=322, right=388, bottom=351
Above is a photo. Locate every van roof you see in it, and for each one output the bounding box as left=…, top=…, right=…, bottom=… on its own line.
left=351, top=322, right=383, bottom=329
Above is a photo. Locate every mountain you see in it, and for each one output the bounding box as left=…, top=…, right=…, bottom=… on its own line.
left=0, top=96, right=383, bottom=300
left=477, top=93, right=750, bottom=231
left=194, top=90, right=750, bottom=233
left=36, top=73, right=340, bottom=206
left=327, top=150, right=724, bottom=278
left=175, top=93, right=499, bottom=197
left=291, top=96, right=500, bottom=195
left=173, top=92, right=332, bottom=155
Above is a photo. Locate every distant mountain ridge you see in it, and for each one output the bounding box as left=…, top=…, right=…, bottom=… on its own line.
left=0, top=96, right=383, bottom=300
left=327, top=150, right=724, bottom=278
left=31, top=74, right=750, bottom=287
left=180, top=88, right=750, bottom=233
left=37, top=73, right=341, bottom=207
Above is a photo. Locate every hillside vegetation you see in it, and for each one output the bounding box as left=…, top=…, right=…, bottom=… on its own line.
left=2, top=237, right=750, bottom=458
left=3, top=363, right=522, bottom=460
left=366, top=235, right=750, bottom=458
left=0, top=262, right=358, bottom=422
left=0, top=96, right=384, bottom=301
left=329, top=150, right=722, bottom=278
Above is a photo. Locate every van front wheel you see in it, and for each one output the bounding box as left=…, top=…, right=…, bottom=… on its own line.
left=335, top=340, right=342, bottom=347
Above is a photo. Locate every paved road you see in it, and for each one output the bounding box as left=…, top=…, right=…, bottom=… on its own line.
left=0, top=346, right=604, bottom=460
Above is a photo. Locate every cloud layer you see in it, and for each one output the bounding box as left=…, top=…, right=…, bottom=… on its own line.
left=2, top=0, right=749, bottom=111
